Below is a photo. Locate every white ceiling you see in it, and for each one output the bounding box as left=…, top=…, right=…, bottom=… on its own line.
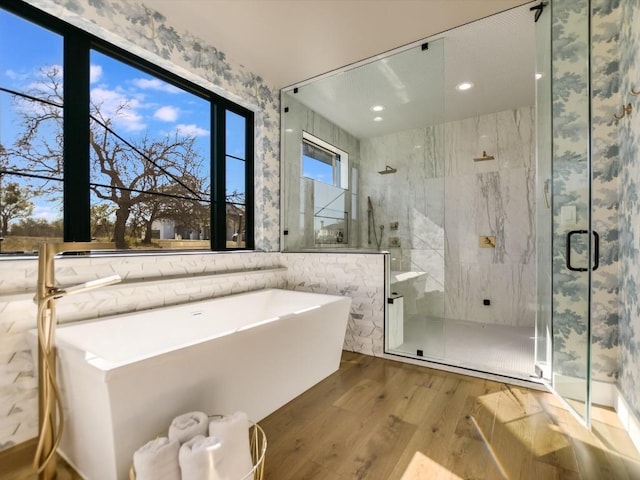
left=150, top=0, right=532, bottom=89
left=288, top=3, right=537, bottom=138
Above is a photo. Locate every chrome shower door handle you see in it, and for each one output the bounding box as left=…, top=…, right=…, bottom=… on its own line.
left=565, top=230, right=600, bottom=272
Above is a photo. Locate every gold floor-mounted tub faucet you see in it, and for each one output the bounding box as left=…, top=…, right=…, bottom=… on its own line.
left=34, top=242, right=121, bottom=480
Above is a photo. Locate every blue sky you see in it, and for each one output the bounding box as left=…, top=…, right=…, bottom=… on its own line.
left=1, top=8, right=246, bottom=223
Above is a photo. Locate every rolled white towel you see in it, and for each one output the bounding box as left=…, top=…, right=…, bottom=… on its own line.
left=208, top=411, right=254, bottom=480
left=168, top=411, right=209, bottom=444
left=133, top=437, right=180, bottom=480
left=179, top=435, right=223, bottom=480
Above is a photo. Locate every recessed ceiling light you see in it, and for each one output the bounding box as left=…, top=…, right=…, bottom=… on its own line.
left=373, top=116, right=383, bottom=122
left=285, top=128, right=293, bottom=132
left=535, top=73, right=543, bottom=80
left=456, top=81, right=474, bottom=91
left=371, top=105, right=385, bottom=112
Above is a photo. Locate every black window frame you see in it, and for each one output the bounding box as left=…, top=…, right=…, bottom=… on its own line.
left=0, top=0, right=254, bottom=252
left=301, top=131, right=349, bottom=191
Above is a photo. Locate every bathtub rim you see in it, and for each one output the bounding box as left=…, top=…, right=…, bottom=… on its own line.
left=27, top=288, right=351, bottom=372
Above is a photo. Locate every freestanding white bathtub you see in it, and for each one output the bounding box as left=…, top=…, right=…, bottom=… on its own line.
left=29, top=288, right=351, bottom=480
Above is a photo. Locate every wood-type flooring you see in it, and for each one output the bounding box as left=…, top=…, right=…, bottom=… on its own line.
left=4, top=351, right=640, bottom=479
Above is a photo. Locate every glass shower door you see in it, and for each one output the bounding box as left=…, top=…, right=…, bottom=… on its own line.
left=385, top=38, right=446, bottom=361
left=534, top=0, right=552, bottom=382
left=549, top=0, right=593, bottom=426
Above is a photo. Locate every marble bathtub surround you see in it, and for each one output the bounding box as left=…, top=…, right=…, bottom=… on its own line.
left=0, top=251, right=385, bottom=451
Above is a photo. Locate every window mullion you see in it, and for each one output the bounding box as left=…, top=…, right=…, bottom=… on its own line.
left=244, top=111, right=254, bottom=250
left=212, top=102, right=226, bottom=250
left=63, top=31, right=91, bottom=241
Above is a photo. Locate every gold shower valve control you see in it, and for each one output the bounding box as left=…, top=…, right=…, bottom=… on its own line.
left=479, top=236, right=496, bottom=248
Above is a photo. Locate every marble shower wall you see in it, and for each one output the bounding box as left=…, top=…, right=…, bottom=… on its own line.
left=444, top=107, right=536, bottom=326
left=360, top=106, right=536, bottom=327
left=617, top=0, right=640, bottom=426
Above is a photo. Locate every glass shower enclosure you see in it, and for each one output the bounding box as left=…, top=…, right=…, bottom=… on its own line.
left=280, top=0, right=597, bottom=427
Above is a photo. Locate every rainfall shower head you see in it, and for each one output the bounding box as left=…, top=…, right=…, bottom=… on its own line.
left=378, top=165, right=397, bottom=175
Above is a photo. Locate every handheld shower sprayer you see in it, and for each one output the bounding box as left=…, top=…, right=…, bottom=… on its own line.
left=50, top=274, right=122, bottom=299
left=367, top=197, right=384, bottom=250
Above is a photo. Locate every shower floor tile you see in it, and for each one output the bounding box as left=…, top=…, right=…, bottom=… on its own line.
left=394, top=315, right=536, bottom=379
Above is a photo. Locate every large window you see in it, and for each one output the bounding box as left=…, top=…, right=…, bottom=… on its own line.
left=0, top=1, right=253, bottom=253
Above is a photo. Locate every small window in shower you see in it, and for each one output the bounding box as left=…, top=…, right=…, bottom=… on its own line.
left=301, top=131, right=348, bottom=189
left=300, top=132, right=350, bottom=245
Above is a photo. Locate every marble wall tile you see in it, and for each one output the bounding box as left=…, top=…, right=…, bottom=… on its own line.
left=362, top=106, right=535, bottom=327
left=445, top=116, right=487, bottom=177
left=280, top=253, right=386, bottom=356
left=444, top=174, right=477, bottom=266
left=282, top=253, right=385, bottom=356
left=501, top=167, right=536, bottom=265
left=0, top=250, right=385, bottom=451
left=444, top=262, right=535, bottom=327
left=359, top=125, right=445, bottom=249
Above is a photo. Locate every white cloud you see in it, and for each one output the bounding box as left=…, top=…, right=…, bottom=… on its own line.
left=90, top=65, right=103, bottom=84
left=132, top=78, right=181, bottom=94
left=5, top=65, right=63, bottom=88
left=176, top=124, right=210, bottom=137
left=154, top=105, right=179, bottom=122
left=5, top=69, right=22, bottom=80
left=91, top=87, right=146, bottom=132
